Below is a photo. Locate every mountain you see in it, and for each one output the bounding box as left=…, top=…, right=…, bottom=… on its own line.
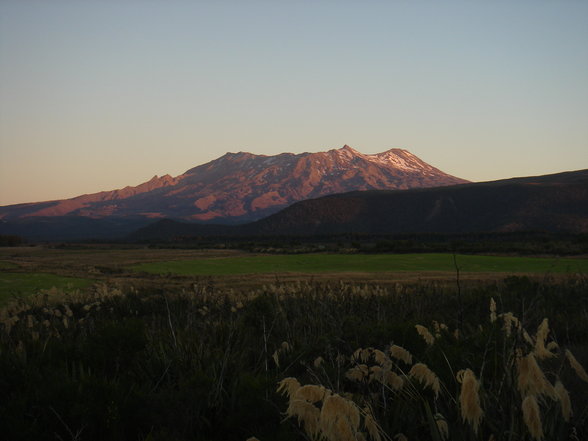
left=0, top=145, right=467, bottom=240
left=129, top=169, right=588, bottom=241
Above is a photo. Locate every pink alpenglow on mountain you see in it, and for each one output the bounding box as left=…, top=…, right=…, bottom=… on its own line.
left=0, top=146, right=468, bottom=223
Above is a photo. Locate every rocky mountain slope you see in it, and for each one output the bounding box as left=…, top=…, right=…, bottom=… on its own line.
left=129, top=169, right=588, bottom=241
left=0, top=145, right=467, bottom=224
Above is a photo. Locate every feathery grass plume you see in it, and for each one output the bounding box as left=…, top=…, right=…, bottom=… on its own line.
left=346, top=364, right=370, bottom=382
left=523, top=330, right=535, bottom=347
left=286, top=399, right=320, bottom=439
left=554, top=380, right=572, bottom=422
left=314, top=356, right=325, bottom=368
left=565, top=349, right=588, bottom=383
left=272, top=350, right=280, bottom=367
left=415, top=324, right=435, bottom=346
left=522, top=395, right=544, bottom=440
left=294, top=384, right=327, bottom=404
left=457, top=369, right=483, bottom=434
left=546, top=341, right=559, bottom=352
left=534, top=319, right=554, bottom=360
left=369, top=366, right=383, bottom=384
left=373, top=349, right=388, bottom=366
left=26, top=315, right=34, bottom=328
left=361, top=348, right=373, bottom=363
left=500, top=312, right=519, bottom=337
left=363, top=405, right=382, bottom=441
left=352, top=348, right=363, bottom=362
left=320, top=393, right=360, bottom=441
left=394, top=434, right=408, bottom=441
left=517, top=353, right=556, bottom=399
left=277, top=377, right=301, bottom=398
left=489, top=298, right=497, bottom=323
left=384, top=370, right=405, bottom=390
left=246, top=438, right=261, bottom=441
left=409, top=363, right=440, bottom=397
left=390, top=344, right=413, bottom=365
left=432, top=320, right=441, bottom=338
left=281, top=341, right=292, bottom=352
left=435, top=413, right=449, bottom=440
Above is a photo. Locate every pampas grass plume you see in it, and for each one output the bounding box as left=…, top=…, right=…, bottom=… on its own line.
left=554, top=380, right=572, bottom=422
left=286, top=399, right=320, bottom=439
left=409, top=363, right=440, bottom=397
left=320, top=393, right=360, bottom=441
left=517, top=353, right=556, bottom=398
left=294, top=384, right=327, bottom=404
left=363, top=406, right=382, bottom=441
left=489, top=298, right=497, bottom=323
left=389, top=344, right=413, bottom=365
left=534, top=319, right=554, bottom=360
left=565, top=349, right=588, bottom=383
left=435, top=414, right=449, bottom=440
left=415, top=325, right=435, bottom=346
left=522, top=395, right=543, bottom=440
left=457, top=369, right=483, bottom=434
left=314, top=356, right=324, bottom=368
left=277, top=377, right=301, bottom=398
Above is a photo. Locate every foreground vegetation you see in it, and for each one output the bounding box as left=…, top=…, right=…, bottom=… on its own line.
left=1, top=275, right=587, bottom=440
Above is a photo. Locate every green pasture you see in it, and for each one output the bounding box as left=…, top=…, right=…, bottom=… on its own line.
left=0, top=261, right=19, bottom=270
left=0, top=273, right=93, bottom=305
left=132, top=253, right=588, bottom=276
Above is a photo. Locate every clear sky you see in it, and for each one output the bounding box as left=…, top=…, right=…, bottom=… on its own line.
left=1, top=0, right=587, bottom=205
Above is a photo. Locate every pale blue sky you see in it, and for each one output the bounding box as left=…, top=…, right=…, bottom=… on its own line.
left=1, top=0, right=587, bottom=205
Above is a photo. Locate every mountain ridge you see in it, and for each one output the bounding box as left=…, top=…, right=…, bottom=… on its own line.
left=128, top=169, right=588, bottom=241
left=0, top=145, right=467, bottom=223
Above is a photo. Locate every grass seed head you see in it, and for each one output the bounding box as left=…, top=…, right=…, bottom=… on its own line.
left=373, top=349, right=388, bottom=366
left=314, top=356, right=325, bottom=368
left=277, top=377, right=301, bottom=398
left=389, top=344, right=413, bottom=365
left=565, top=349, right=588, bottom=383
left=517, top=353, right=556, bottom=398
left=346, top=364, right=369, bottom=382
left=489, top=298, right=497, bottom=323
left=522, top=395, right=544, bottom=440
left=534, top=319, right=555, bottom=360
left=286, top=399, right=320, bottom=439
left=363, top=406, right=382, bottom=441
left=320, top=393, right=360, bottom=441
left=501, top=312, right=519, bottom=337
left=415, top=325, right=435, bottom=346
left=435, top=414, right=449, bottom=440
left=294, top=384, right=328, bottom=404
left=554, top=380, right=572, bottom=422
left=457, top=369, right=483, bottom=434
left=384, top=371, right=405, bottom=390
left=409, top=363, right=440, bottom=397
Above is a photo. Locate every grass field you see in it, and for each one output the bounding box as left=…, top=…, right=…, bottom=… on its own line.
left=132, top=252, right=588, bottom=276
left=0, top=272, right=93, bottom=305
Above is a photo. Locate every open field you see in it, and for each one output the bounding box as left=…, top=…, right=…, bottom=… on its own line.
left=1, top=247, right=587, bottom=296
left=0, top=272, right=92, bottom=305
left=132, top=252, right=588, bottom=276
